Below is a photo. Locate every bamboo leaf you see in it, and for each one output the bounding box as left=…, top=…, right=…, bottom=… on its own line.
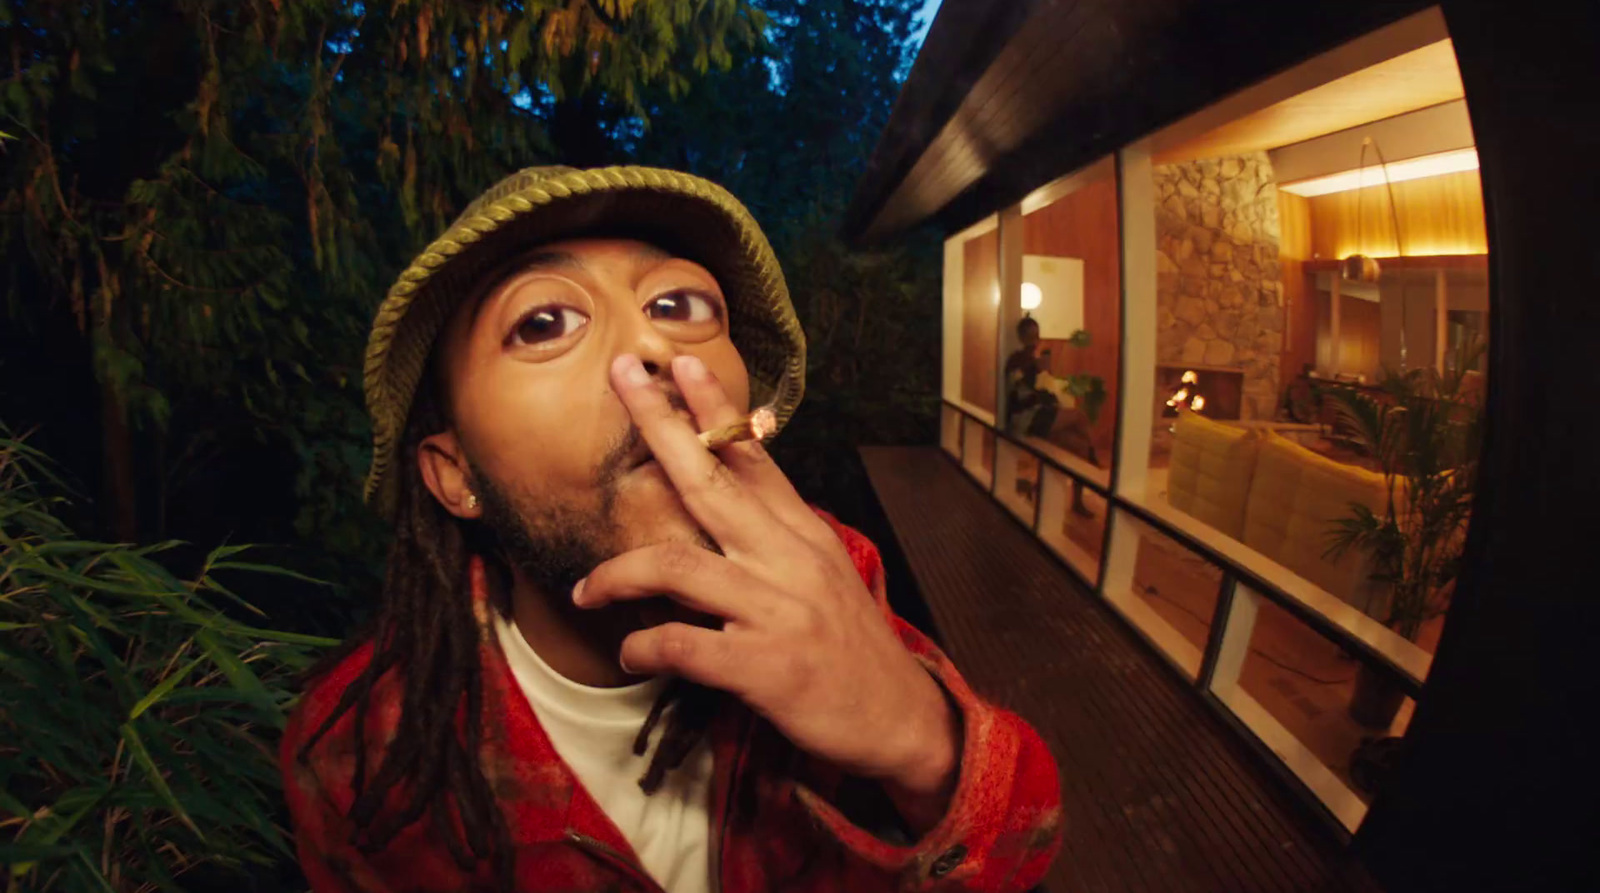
left=194, top=630, right=280, bottom=724
left=128, top=654, right=206, bottom=720
left=119, top=721, right=204, bottom=839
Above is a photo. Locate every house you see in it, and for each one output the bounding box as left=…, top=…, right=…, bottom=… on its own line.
left=846, top=1, right=1595, bottom=890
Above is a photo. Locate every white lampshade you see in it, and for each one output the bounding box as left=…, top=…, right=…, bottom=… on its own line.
left=1021, top=281, right=1043, bottom=311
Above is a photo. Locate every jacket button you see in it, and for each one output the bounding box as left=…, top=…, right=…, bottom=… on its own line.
left=930, top=844, right=968, bottom=877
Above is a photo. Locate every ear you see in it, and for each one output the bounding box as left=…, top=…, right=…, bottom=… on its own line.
left=418, top=430, right=481, bottom=520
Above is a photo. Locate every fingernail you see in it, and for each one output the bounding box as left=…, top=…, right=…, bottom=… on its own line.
left=571, top=578, right=587, bottom=605
left=616, top=354, right=651, bottom=387
left=619, top=654, right=636, bottom=674
left=675, top=354, right=707, bottom=380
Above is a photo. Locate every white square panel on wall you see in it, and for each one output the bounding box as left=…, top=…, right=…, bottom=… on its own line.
left=1022, top=255, right=1085, bottom=338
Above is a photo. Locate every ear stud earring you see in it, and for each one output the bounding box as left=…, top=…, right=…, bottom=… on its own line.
left=466, top=493, right=479, bottom=510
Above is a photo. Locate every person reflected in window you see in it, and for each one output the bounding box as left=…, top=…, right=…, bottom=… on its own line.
left=1005, top=316, right=1096, bottom=517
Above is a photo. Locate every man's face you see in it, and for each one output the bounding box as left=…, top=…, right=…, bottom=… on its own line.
left=420, top=237, right=752, bottom=601
left=1020, top=325, right=1040, bottom=350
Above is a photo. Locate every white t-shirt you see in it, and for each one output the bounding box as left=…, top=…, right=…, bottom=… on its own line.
left=493, top=613, right=715, bottom=893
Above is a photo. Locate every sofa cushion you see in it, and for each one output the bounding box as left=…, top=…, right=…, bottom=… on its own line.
left=1166, top=410, right=1262, bottom=539
left=1242, top=432, right=1391, bottom=611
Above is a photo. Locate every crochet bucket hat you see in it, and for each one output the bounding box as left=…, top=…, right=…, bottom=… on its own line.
left=361, top=165, right=806, bottom=519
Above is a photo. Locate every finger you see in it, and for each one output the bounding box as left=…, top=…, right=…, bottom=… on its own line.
left=618, top=622, right=754, bottom=695
left=574, top=540, right=779, bottom=625
left=612, top=353, right=778, bottom=548
left=669, top=354, right=836, bottom=545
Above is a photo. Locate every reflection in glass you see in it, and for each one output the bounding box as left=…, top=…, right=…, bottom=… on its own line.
left=996, top=440, right=1041, bottom=523
left=961, top=417, right=994, bottom=488
left=1211, top=586, right=1418, bottom=823
left=1103, top=510, right=1222, bottom=678
left=1037, top=467, right=1108, bottom=584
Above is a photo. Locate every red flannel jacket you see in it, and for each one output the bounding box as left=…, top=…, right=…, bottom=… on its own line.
left=281, top=511, right=1063, bottom=892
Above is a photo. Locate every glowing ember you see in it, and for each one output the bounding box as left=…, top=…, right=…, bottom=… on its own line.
left=699, top=405, right=780, bottom=450
left=749, top=405, right=778, bottom=440
left=1190, top=395, right=1206, bottom=412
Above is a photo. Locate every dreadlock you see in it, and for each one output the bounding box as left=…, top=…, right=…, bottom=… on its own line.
left=297, top=362, right=725, bottom=887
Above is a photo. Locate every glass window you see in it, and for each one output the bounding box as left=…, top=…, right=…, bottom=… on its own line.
left=1008, top=158, right=1120, bottom=490
left=944, top=221, right=1001, bottom=420
left=961, top=417, right=994, bottom=489
left=1103, top=509, right=1223, bottom=679
left=994, top=439, right=1040, bottom=524
left=1127, top=35, right=1485, bottom=666
left=940, top=404, right=963, bottom=459
left=1209, top=585, right=1418, bottom=830
left=1037, top=466, right=1108, bottom=584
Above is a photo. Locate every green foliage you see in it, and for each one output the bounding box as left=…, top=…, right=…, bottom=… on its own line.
left=1, top=0, right=763, bottom=558
left=1, top=2, right=936, bottom=887
left=1323, top=340, right=1485, bottom=641
left=1056, top=330, right=1108, bottom=425
left=627, top=0, right=937, bottom=495
left=0, top=429, right=338, bottom=892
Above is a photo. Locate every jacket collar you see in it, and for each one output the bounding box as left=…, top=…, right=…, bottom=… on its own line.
left=465, top=556, right=752, bottom=861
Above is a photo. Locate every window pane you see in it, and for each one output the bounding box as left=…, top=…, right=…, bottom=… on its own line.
left=1103, top=509, right=1221, bottom=678
left=1008, top=158, right=1119, bottom=489
left=1210, top=585, right=1419, bottom=829
left=961, top=417, right=994, bottom=489
left=995, top=439, right=1040, bottom=524
left=1037, top=466, right=1108, bottom=584
left=944, top=224, right=1000, bottom=417
left=940, top=404, right=963, bottom=459
left=1131, top=38, right=1486, bottom=662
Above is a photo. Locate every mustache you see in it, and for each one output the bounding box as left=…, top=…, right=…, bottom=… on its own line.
left=597, top=388, right=692, bottom=480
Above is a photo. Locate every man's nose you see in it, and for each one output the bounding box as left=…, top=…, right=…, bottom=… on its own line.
left=613, top=308, right=678, bottom=385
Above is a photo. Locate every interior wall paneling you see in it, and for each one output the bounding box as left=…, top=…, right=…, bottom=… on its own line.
left=1308, top=170, right=1488, bottom=259
left=1278, top=191, right=1318, bottom=386
left=961, top=231, right=1001, bottom=412
left=1021, top=172, right=1122, bottom=454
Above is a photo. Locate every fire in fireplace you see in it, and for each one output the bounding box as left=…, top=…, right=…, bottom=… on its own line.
left=1166, top=370, right=1205, bottom=414
left=1155, top=365, right=1244, bottom=420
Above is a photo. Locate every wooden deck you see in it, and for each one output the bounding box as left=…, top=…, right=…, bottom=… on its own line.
left=859, top=446, right=1382, bottom=893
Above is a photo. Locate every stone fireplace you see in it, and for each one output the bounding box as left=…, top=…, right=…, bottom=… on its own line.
left=1153, top=152, right=1286, bottom=420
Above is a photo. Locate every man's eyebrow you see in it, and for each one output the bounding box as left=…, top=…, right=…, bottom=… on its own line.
left=467, top=250, right=586, bottom=326
left=631, top=244, right=673, bottom=267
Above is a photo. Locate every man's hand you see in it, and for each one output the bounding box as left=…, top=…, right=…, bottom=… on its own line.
left=573, top=353, right=960, bottom=811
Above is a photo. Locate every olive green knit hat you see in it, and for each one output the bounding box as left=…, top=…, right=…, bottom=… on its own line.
left=361, top=165, right=806, bottom=519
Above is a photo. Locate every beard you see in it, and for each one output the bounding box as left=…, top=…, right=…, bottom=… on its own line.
left=466, top=420, right=720, bottom=638
left=469, top=440, right=628, bottom=604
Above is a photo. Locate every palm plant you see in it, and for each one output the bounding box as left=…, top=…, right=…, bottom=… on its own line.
left=1323, top=339, right=1485, bottom=643
left=0, top=430, right=337, bottom=892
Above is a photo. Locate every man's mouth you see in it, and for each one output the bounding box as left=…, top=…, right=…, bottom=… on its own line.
left=625, top=440, right=658, bottom=471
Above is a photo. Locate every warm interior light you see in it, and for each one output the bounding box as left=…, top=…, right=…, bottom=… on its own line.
left=1021, top=281, right=1043, bottom=311
left=1166, top=387, right=1190, bottom=407
left=1190, top=395, right=1206, bottom=412
left=1278, top=148, right=1480, bottom=197
left=1181, top=370, right=1199, bottom=384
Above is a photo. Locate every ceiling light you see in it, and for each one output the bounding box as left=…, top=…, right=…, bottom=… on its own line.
left=1279, top=148, right=1479, bottom=197
left=1021, top=282, right=1043, bottom=310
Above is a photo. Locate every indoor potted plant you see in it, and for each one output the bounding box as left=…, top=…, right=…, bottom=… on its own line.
left=1323, top=339, right=1484, bottom=729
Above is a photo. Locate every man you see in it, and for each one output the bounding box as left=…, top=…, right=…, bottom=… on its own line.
left=1005, top=317, right=1096, bottom=517
left=281, top=166, right=1062, bottom=893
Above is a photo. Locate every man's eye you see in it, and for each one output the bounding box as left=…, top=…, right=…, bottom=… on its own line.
left=511, top=306, right=589, bottom=345
left=646, top=290, right=721, bottom=324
